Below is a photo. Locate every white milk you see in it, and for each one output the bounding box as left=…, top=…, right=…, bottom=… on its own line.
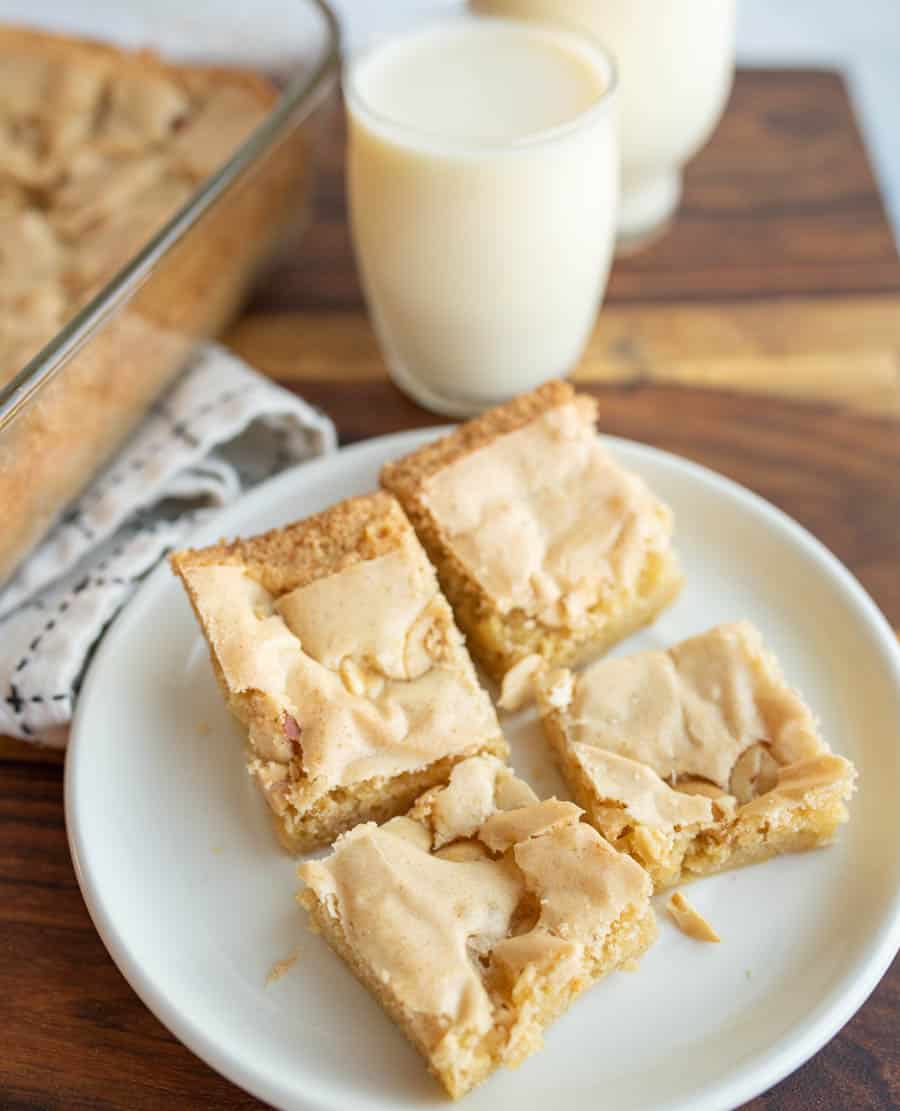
left=472, top=0, right=737, bottom=244
left=345, top=18, right=618, bottom=416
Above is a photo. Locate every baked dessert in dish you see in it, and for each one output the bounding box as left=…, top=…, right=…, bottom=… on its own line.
left=536, top=621, right=857, bottom=890
left=380, top=380, right=683, bottom=686
left=171, top=492, right=507, bottom=853
left=299, top=754, right=656, bottom=1099
left=0, top=24, right=275, bottom=377
left=0, top=25, right=303, bottom=585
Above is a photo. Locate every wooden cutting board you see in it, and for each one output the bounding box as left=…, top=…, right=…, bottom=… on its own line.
left=2, top=69, right=899, bottom=1111
left=237, top=68, right=900, bottom=424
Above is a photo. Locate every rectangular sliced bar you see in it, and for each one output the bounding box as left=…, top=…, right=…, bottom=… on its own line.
left=381, top=380, right=682, bottom=684
left=536, top=621, right=857, bottom=889
left=299, top=755, right=656, bottom=1099
left=171, top=492, right=507, bottom=852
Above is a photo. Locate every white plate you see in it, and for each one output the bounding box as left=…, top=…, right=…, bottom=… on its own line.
left=67, top=430, right=900, bottom=1111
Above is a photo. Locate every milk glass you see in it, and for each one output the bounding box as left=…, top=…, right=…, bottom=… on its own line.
left=345, top=16, right=618, bottom=417
left=472, top=0, right=737, bottom=248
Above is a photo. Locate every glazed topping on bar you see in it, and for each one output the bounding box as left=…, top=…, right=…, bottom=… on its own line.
left=180, top=533, right=498, bottom=801
left=738, top=754, right=857, bottom=817
left=419, top=398, right=672, bottom=627
left=274, top=534, right=449, bottom=680
left=549, top=622, right=824, bottom=790
left=568, top=746, right=716, bottom=833
left=479, top=798, right=583, bottom=854
left=411, top=756, right=525, bottom=848
left=409, top=754, right=541, bottom=847
left=302, top=821, right=523, bottom=1034
left=299, top=756, right=651, bottom=1033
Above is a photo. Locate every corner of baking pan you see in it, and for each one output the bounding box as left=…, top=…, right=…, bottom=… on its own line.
left=0, top=0, right=341, bottom=436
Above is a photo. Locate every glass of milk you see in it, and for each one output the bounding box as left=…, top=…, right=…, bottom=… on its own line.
left=472, top=0, right=737, bottom=248
left=345, top=16, right=618, bottom=417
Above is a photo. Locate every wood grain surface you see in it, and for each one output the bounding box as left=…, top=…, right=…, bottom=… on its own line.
left=2, top=68, right=899, bottom=1110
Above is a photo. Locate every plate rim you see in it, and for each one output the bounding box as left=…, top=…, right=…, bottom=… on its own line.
left=66, top=427, right=900, bottom=1111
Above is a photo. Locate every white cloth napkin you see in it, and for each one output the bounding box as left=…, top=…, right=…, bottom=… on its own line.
left=0, top=342, right=336, bottom=746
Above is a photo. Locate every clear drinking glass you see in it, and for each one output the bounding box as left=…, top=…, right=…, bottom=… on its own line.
left=472, top=0, right=737, bottom=249
left=345, top=14, right=618, bottom=417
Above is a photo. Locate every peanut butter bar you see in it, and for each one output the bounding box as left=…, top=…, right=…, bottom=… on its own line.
left=299, top=755, right=656, bottom=1099
left=381, top=380, right=683, bottom=685
left=536, top=622, right=857, bottom=890
left=171, top=493, right=507, bottom=853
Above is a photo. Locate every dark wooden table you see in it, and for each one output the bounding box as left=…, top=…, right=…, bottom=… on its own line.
left=3, top=69, right=899, bottom=1109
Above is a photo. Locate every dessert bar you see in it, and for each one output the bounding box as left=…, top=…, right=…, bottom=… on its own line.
left=381, top=380, right=682, bottom=684
left=172, top=492, right=507, bottom=852
left=299, top=755, right=656, bottom=1098
left=536, top=621, right=857, bottom=889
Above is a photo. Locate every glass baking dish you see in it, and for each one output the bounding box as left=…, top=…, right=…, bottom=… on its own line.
left=0, top=0, right=340, bottom=585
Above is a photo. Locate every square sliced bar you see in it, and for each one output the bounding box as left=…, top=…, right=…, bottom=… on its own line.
left=171, top=492, right=507, bottom=852
left=381, top=380, right=683, bottom=684
left=536, top=621, right=857, bottom=889
left=299, top=755, right=655, bottom=1099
